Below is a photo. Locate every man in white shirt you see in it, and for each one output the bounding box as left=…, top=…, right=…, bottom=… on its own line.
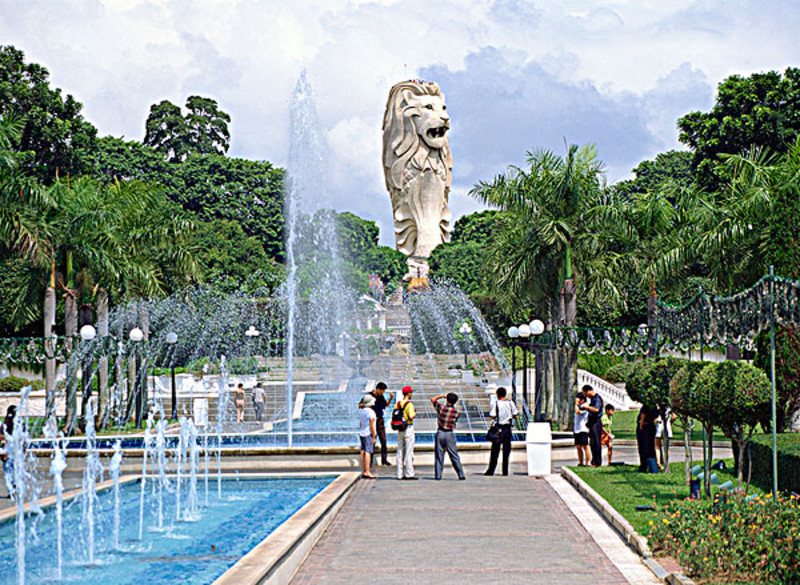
left=484, top=387, right=518, bottom=476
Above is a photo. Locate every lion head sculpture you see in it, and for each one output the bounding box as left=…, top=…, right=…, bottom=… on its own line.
left=382, top=80, right=453, bottom=277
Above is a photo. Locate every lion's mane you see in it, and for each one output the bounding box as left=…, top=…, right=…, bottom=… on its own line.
left=382, top=81, right=453, bottom=196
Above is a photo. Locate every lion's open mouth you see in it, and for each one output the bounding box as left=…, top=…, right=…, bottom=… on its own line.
left=426, top=126, right=448, bottom=139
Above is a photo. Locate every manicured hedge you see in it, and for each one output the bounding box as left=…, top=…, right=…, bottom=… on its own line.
left=0, top=376, right=45, bottom=392
left=750, top=432, right=800, bottom=493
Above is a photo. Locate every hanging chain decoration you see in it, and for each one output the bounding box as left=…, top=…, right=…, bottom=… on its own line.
left=0, top=335, right=142, bottom=365
left=657, top=275, right=800, bottom=351
left=544, top=326, right=651, bottom=356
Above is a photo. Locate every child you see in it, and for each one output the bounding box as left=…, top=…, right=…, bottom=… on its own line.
left=359, top=394, right=377, bottom=479
left=601, top=404, right=615, bottom=464
left=573, top=393, right=590, bottom=466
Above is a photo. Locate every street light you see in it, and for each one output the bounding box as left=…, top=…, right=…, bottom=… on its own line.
left=530, top=319, right=545, bottom=422
left=517, top=324, right=531, bottom=411
left=130, top=327, right=144, bottom=427
left=79, top=325, right=97, bottom=422
left=165, top=332, right=178, bottom=420
left=0, top=365, right=9, bottom=380
left=459, top=322, right=473, bottom=369
left=508, top=327, right=520, bottom=406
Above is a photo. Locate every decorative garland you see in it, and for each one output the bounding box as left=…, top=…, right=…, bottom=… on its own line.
left=658, top=275, right=800, bottom=351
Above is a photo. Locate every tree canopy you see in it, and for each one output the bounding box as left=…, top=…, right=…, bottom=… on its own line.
left=144, top=95, right=231, bottom=162
left=678, top=67, right=800, bottom=190
left=0, top=45, right=97, bottom=182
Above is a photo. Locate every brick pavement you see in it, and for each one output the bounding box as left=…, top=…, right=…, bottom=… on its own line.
left=291, top=463, right=647, bottom=585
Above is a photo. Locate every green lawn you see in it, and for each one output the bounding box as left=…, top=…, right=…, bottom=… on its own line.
left=571, top=460, right=762, bottom=536
left=611, top=409, right=708, bottom=443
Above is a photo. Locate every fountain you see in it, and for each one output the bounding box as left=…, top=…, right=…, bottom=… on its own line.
left=0, top=73, right=528, bottom=585
left=109, top=440, right=123, bottom=549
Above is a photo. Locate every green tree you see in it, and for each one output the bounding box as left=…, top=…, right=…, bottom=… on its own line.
left=82, top=138, right=285, bottom=260
left=471, top=144, right=623, bottom=427
left=0, top=46, right=97, bottom=182
left=144, top=96, right=231, bottom=162
left=678, top=68, right=800, bottom=190
left=184, top=96, right=231, bottom=156
left=623, top=357, right=685, bottom=473
left=143, top=100, right=187, bottom=163
left=613, top=150, right=694, bottom=198
left=192, top=219, right=283, bottom=293
left=669, top=361, right=707, bottom=484
left=754, top=324, right=800, bottom=433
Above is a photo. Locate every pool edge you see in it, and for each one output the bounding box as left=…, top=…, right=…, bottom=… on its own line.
left=211, top=471, right=360, bottom=585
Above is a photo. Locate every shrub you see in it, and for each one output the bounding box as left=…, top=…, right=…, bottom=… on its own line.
left=0, top=376, right=45, bottom=392
left=750, top=433, right=800, bottom=494
left=578, top=353, right=624, bottom=379
left=604, top=360, right=637, bottom=384
left=754, top=324, right=800, bottom=432
left=648, top=492, right=800, bottom=584
left=229, top=356, right=258, bottom=375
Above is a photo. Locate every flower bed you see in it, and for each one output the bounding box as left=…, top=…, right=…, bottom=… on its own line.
left=648, top=493, right=800, bottom=584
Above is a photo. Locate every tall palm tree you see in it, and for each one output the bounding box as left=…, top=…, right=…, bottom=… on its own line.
left=471, top=144, right=624, bottom=427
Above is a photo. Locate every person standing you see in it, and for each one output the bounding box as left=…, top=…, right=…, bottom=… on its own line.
left=359, top=394, right=377, bottom=479
left=1, top=406, right=16, bottom=499
left=601, top=404, right=615, bottom=465
left=636, top=405, right=658, bottom=472
left=484, top=387, right=518, bottom=476
left=580, top=384, right=604, bottom=467
left=573, top=393, right=590, bottom=466
left=252, top=383, right=266, bottom=423
left=371, top=382, right=394, bottom=466
left=234, top=383, right=245, bottom=424
left=430, top=393, right=466, bottom=480
left=395, top=385, right=417, bottom=480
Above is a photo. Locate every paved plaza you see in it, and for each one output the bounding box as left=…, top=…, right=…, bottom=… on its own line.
left=291, top=462, right=660, bottom=585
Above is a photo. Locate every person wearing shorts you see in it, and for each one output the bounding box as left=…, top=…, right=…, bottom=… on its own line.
left=573, top=393, right=590, bottom=466
left=601, top=404, right=615, bottom=464
left=359, top=394, right=377, bottom=479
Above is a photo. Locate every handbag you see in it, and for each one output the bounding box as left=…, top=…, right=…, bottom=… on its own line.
left=486, top=423, right=502, bottom=443
left=486, top=402, right=503, bottom=443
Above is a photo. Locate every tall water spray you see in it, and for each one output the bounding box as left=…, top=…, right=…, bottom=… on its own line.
left=82, top=398, right=104, bottom=565
left=138, top=411, right=154, bottom=540
left=44, top=417, right=66, bottom=578
left=110, top=440, right=123, bottom=549
left=11, top=386, right=31, bottom=585
left=285, top=71, right=349, bottom=446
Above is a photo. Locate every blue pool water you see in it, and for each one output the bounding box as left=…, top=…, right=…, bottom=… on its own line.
left=0, top=476, right=334, bottom=584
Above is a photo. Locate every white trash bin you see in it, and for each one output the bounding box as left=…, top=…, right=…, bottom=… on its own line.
left=526, top=422, right=552, bottom=476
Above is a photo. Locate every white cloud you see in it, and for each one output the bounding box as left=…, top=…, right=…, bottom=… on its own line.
left=0, top=0, right=797, bottom=246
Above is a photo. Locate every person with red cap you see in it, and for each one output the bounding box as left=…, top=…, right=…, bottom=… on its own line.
left=396, top=385, right=417, bottom=480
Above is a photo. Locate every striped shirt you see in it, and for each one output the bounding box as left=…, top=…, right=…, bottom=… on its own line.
left=434, top=401, right=460, bottom=431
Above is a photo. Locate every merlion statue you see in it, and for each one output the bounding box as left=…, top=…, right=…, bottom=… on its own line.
left=382, top=80, right=453, bottom=280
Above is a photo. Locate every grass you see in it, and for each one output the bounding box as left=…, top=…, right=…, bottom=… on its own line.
left=610, top=409, right=710, bottom=443
left=571, top=460, right=764, bottom=536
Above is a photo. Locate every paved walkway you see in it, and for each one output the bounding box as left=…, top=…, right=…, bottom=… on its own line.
left=291, top=463, right=660, bottom=585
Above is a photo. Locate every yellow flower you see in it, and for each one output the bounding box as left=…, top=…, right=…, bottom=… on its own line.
left=649, top=520, right=654, bottom=526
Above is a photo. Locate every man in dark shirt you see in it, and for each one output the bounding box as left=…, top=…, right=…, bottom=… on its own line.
left=430, top=392, right=466, bottom=480
left=580, top=384, right=604, bottom=467
left=370, top=382, right=394, bottom=466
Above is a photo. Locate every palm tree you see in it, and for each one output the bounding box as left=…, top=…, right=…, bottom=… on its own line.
left=471, top=144, right=624, bottom=427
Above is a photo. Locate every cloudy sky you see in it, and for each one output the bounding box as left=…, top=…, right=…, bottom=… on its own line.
left=2, top=0, right=799, bottom=244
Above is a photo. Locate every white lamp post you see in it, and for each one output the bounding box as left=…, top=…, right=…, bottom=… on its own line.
left=130, top=327, right=144, bottom=427
left=165, top=332, right=178, bottom=420
left=79, top=325, right=97, bottom=414
left=459, top=322, right=473, bottom=368
left=529, top=319, right=545, bottom=421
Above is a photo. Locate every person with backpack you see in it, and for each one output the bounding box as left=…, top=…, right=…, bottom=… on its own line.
left=430, top=393, right=466, bottom=480
left=392, top=385, right=417, bottom=480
